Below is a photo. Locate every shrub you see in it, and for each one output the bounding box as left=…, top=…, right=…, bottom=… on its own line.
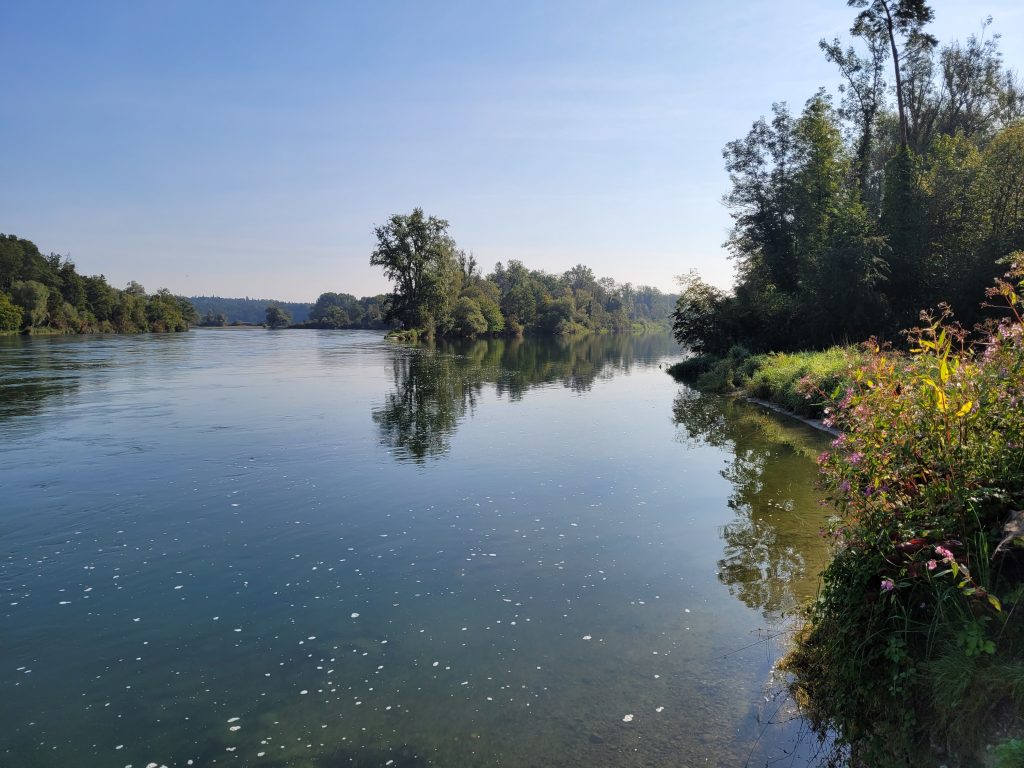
left=786, top=258, right=1024, bottom=764
left=744, top=347, right=862, bottom=418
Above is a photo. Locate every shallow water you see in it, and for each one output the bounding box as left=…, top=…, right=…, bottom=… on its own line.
left=0, top=330, right=832, bottom=767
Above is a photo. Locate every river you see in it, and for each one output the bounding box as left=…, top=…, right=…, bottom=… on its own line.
left=0, top=330, right=832, bottom=767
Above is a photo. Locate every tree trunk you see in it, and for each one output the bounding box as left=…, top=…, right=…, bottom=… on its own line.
left=881, top=1, right=908, bottom=148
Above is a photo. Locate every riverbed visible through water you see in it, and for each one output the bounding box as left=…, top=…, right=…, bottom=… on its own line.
left=1, top=330, right=833, bottom=767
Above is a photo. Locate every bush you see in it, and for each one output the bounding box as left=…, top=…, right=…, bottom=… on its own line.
left=785, top=258, right=1024, bottom=765
left=744, top=347, right=862, bottom=418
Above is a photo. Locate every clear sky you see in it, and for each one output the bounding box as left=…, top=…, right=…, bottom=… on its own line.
left=2, top=1, right=1022, bottom=302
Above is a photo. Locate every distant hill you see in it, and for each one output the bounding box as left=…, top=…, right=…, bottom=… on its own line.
left=186, top=296, right=313, bottom=325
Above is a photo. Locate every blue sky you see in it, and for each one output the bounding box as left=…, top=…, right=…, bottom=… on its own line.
left=3, top=1, right=1022, bottom=302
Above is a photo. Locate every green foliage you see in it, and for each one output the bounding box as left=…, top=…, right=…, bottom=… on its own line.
left=670, top=271, right=733, bottom=354
left=451, top=297, right=488, bottom=337
left=677, top=7, right=1024, bottom=356
left=744, top=347, right=862, bottom=417
left=785, top=261, right=1024, bottom=763
left=10, top=280, right=49, bottom=328
left=368, top=216, right=677, bottom=339
left=0, top=233, right=193, bottom=335
left=0, top=291, right=22, bottom=331
left=265, top=306, right=291, bottom=329
left=668, top=345, right=863, bottom=418
left=370, top=208, right=461, bottom=333
left=146, top=289, right=193, bottom=332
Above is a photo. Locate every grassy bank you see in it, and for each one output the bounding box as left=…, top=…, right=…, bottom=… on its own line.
left=670, top=264, right=1024, bottom=766
left=667, top=345, right=864, bottom=419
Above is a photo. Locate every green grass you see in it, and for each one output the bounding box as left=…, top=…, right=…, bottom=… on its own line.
left=667, top=345, right=863, bottom=418
left=743, top=347, right=863, bottom=418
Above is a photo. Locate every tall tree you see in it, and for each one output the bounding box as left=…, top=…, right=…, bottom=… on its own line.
left=848, top=0, right=936, bottom=148
left=723, top=103, right=799, bottom=293
left=370, top=208, right=460, bottom=333
left=820, top=30, right=888, bottom=205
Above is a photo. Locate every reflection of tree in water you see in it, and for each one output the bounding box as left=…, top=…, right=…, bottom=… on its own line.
left=372, top=351, right=483, bottom=462
left=374, top=333, right=679, bottom=461
left=672, top=386, right=832, bottom=619
left=0, top=337, right=82, bottom=422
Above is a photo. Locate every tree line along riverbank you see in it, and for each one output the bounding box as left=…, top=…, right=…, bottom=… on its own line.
left=0, top=234, right=195, bottom=335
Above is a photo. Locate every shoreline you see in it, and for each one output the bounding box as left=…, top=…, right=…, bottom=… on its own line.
left=744, top=396, right=840, bottom=437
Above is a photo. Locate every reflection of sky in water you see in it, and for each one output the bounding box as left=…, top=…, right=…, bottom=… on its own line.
left=0, top=331, right=832, bottom=767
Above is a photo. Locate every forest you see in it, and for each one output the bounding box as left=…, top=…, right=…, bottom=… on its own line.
left=188, top=296, right=315, bottom=326
left=673, top=3, right=1024, bottom=355
left=0, top=234, right=196, bottom=334
left=369, top=208, right=676, bottom=338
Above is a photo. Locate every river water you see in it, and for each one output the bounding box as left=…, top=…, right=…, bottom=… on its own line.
left=0, top=330, right=832, bottom=767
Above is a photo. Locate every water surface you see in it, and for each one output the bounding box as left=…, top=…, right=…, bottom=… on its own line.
left=0, top=330, right=832, bottom=767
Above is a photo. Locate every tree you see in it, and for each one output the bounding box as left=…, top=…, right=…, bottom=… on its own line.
left=113, top=291, right=147, bottom=332
left=723, top=103, right=799, bottom=293
left=0, top=292, right=21, bottom=331
left=452, top=297, right=488, bottom=337
left=265, top=305, right=291, bottom=328
left=671, top=272, right=733, bottom=355
left=10, top=280, right=49, bottom=328
left=820, top=29, right=888, bottom=205
left=84, top=275, right=115, bottom=324
left=317, top=306, right=351, bottom=328
left=370, top=208, right=461, bottom=333
left=310, top=292, right=361, bottom=325
left=848, top=0, right=936, bottom=149
left=146, top=289, right=191, bottom=332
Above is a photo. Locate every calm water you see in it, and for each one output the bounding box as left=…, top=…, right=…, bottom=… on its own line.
left=0, top=330, right=832, bottom=768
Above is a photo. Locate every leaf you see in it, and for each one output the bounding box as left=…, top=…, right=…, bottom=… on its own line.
left=955, top=401, right=973, bottom=418
left=940, top=357, right=950, bottom=384
left=922, top=379, right=948, bottom=412
left=988, top=594, right=1002, bottom=611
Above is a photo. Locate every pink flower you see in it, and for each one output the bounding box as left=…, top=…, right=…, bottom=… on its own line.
left=881, top=578, right=895, bottom=592
left=935, top=546, right=955, bottom=561
left=926, top=560, right=937, bottom=571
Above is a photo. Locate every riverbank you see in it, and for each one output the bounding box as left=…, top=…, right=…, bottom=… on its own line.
left=667, top=283, right=1024, bottom=766
left=666, top=345, right=863, bottom=421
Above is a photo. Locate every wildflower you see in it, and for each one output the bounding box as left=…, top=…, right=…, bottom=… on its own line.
left=848, top=452, right=864, bottom=465
left=838, top=480, right=851, bottom=493
left=935, top=546, right=955, bottom=561
left=881, top=578, right=895, bottom=592
left=839, top=388, right=854, bottom=409
left=926, top=559, right=937, bottom=571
